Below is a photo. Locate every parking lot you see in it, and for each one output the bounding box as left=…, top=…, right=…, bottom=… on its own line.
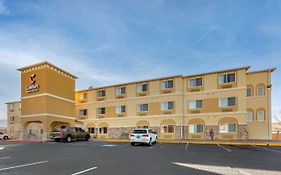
left=0, top=141, right=281, bottom=175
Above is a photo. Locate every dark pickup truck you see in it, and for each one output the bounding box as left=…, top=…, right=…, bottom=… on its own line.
left=50, top=126, right=90, bottom=143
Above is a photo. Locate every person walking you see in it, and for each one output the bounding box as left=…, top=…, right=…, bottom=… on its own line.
left=209, top=129, right=214, bottom=140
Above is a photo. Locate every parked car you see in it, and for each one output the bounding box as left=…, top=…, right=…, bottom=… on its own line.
left=50, top=126, right=90, bottom=143
left=129, top=128, right=157, bottom=146
left=0, top=132, right=9, bottom=140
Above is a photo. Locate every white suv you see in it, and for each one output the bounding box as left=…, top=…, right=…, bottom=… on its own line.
left=0, top=132, right=9, bottom=140
left=129, top=128, right=157, bottom=146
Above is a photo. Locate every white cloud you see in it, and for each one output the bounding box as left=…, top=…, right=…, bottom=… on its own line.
left=0, top=0, right=9, bottom=15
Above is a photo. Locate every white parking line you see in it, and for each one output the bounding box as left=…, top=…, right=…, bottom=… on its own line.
left=0, top=160, right=48, bottom=171
left=71, top=167, right=98, bottom=175
left=217, top=144, right=232, bottom=152
left=101, top=144, right=117, bottom=147
left=185, top=143, right=189, bottom=151
left=0, top=147, right=5, bottom=150
left=0, top=156, right=11, bottom=160
left=255, top=146, right=281, bottom=154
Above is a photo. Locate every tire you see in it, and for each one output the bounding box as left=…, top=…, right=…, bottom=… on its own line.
left=66, top=135, right=72, bottom=143
left=3, top=136, right=8, bottom=140
left=130, top=142, right=135, bottom=146
left=85, top=135, right=90, bottom=141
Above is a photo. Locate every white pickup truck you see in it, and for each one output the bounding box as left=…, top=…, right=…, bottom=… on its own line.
left=129, top=128, right=157, bottom=146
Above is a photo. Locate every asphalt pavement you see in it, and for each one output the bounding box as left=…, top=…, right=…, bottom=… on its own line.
left=0, top=141, right=281, bottom=175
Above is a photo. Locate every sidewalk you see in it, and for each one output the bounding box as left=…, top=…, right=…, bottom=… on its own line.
left=100, top=138, right=281, bottom=147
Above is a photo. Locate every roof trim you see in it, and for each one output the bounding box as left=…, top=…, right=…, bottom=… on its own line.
left=17, top=61, right=78, bottom=79
left=246, top=68, right=277, bottom=74
left=76, top=66, right=251, bottom=93
left=184, top=66, right=251, bottom=78
left=5, top=100, right=21, bottom=104
left=76, top=75, right=183, bottom=93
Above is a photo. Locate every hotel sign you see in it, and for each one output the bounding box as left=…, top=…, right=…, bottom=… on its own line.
left=25, top=74, right=40, bottom=93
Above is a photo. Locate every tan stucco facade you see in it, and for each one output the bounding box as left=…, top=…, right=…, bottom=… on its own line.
left=6, top=62, right=275, bottom=140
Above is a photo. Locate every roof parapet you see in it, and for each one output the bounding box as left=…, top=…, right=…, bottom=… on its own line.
left=17, top=61, right=78, bottom=79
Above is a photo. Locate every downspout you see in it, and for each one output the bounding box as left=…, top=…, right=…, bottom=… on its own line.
left=267, top=71, right=272, bottom=140
left=180, top=76, right=184, bottom=139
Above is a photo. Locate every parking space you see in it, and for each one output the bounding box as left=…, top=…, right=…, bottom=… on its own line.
left=0, top=141, right=281, bottom=175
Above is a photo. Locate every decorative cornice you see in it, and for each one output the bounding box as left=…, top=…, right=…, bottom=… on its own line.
left=17, top=61, right=77, bottom=80
left=21, top=113, right=76, bottom=120
left=185, top=87, right=247, bottom=95
left=21, top=93, right=75, bottom=103
left=76, top=93, right=182, bottom=105
left=77, top=111, right=247, bottom=122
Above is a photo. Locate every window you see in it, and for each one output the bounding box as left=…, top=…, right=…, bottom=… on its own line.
left=161, top=80, right=173, bottom=89
left=9, top=104, right=14, bottom=111
left=161, top=101, right=174, bottom=110
left=246, top=88, right=252, bottom=97
left=99, top=127, right=108, bottom=134
left=137, top=83, right=148, bottom=92
left=219, top=73, right=235, bottom=84
left=257, top=86, right=264, bottom=96
left=219, top=97, right=236, bottom=107
left=137, top=104, right=149, bottom=112
left=97, top=90, right=106, bottom=97
left=116, top=105, right=126, bottom=113
left=10, top=116, right=15, bottom=122
left=219, top=123, right=237, bottom=133
left=97, top=107, right=106, bottom=115
left=247, top=111, right=253, bottom=122
left=88, top=127, right=95, bottom=134
left=79, top=93, right=87, bottom=100
left=188, top=100, right=203, bottom=109
left=257, top=111, right=264, bottom=121
left=116, top=87, right=126, bottom=95
left=161, top=125, right=174, bottom=133
left=189, top=124, right=204, bottom=133
left=79, top=109, right=87, bottom=116
left=188, top=78, right=202, bottom=88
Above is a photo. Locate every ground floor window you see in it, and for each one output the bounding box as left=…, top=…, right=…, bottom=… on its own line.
left=99, top=127, right=108, bottom=134
left=219, top=123, right=236, bottom=133
left=88, top=127, right=96, bottom=134
left=189, top=124, right=204, bottom=133
left=161, top=125, right=174, bottom=133
left=138, top=126, right=148, bottom=128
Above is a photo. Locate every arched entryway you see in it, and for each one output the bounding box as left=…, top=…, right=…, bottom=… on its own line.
left=50, top=121, right=71, bottom=131
left=22, top=121, right=44, bottom=140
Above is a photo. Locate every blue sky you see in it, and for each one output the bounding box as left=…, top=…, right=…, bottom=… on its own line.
left=0, top=0, right=281, bottom=126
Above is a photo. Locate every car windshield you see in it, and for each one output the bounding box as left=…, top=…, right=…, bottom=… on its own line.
left=133, top=130, right=147, bottom=134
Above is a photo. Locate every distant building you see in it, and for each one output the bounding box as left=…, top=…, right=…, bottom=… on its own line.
left=6, top=62, right=275, bottom=140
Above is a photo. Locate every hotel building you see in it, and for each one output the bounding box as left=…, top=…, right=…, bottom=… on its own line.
left=6, top=62, right=275, bottom=140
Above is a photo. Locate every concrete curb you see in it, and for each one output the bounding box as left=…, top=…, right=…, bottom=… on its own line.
left=105, top=139, right=281, bottom=147
left=0, top=140, right=45, bottom=143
